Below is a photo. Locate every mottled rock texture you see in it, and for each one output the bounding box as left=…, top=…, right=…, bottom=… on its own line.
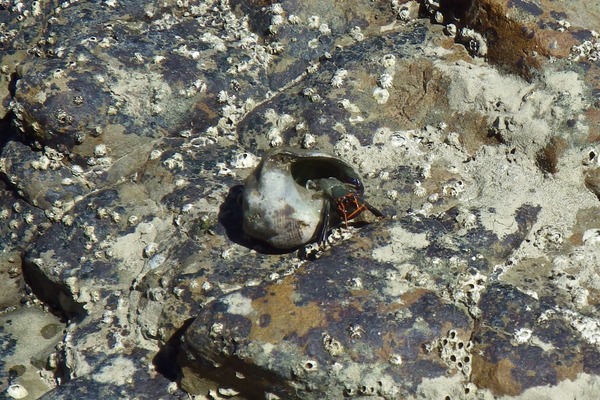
left=1, top=0, right=600, bottom=399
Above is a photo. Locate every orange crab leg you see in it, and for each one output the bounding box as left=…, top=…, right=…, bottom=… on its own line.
left=336, top=194, right=367, bottom=227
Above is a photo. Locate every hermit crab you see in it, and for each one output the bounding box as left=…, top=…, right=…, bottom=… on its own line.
left=242, top=147, right=384, bottom=249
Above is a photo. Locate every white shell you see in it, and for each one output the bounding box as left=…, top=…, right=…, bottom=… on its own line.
left=242, top=147, right=361, bottom=249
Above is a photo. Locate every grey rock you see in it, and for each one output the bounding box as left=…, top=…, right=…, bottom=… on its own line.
left=2, top=0, right=600, bottom=399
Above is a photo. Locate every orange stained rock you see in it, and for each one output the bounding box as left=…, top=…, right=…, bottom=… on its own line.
left=472, top=356, right=521, bottom=396
left=248, top=276, right=328, bottom=344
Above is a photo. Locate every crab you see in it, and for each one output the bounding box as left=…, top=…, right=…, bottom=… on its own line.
left=308, top=177, right=385, bottom=244
left=242, top=147, right=384, bottom=250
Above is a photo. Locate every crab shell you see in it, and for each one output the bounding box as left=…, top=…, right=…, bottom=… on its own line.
left=242, top=147, right=363, bottom=249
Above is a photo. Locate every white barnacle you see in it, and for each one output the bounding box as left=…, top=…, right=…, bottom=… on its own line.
left=425, top=0, right=440, bottom=12
left=330, top=68, right=348, bottom=88
left=349, top=26, right=364, bottom=41
left=102, top=311, right=114, bottom=324
left=268, top=23, right=280, bottom=35
left=98, top=37, right=111, bottom=48
left=445, top=23, right=457, bottom=37
left=398, top=7, right=410, bottom=22
left=179, top=129, right=192, bottom=138
left=307, top=37, right=319, bottom=49
left=237, top=35, right=257, bottom=50
left=372, top=87, right=390, bottom=104
left=94, top=144, right=108, bottom=157
left=270, top=14, right=284, bottom=26
left=111, top=211, right=121, bottom=223
left=267, top=128, right=283, bottom=147
left=23, top=213, right=34, bottom=224
left=193, top=79, right=207, bottom=92
left=513, top=328, right=532, bottom=345
left=389, top=354, right=403, bottom=365
left=217, top=162, right=236, bottom=176
left=348, top=324, right=364, bottom=338
left=269, top=3, right=284, bottom=15
left=149, top=149, right=163, bottom=160
left=377, top=73, right=393, bottom=89
left=210, top=322, right=224, bottom=338
left=180, top=79, right=207, bottom=97
left=267, top=42, right=285, bottom=54
left=163, top=153, right=184, bottom=170
left=6, top=384, right=28, bottom=399
left=382, top=53, right=397, bottom=68
left=301, top=133, right=316, bottom=149
left=413, top=181, right=427, bottom=197
left=306, top=61, right=319, bottom=74
left=323, top=334, right=344, bottom=357
left=379, top=171, right=390, bottom=180
left=319, top=23, right=331, bottom=35
left=288, top=14, right=301, bottom=24
left=217, top=90, right=233, bottom=104
left=96, top=207, right=108, bottom=219
left=338, top=99, right=360, bottom=113
left=127, top=215, right=138, bottom=226
left=308, top=15, right=320, bottom=29
left=302, top=87, right=321, bottom=102
left=32, top=1, right=42, bottom=16
left=143, top=242, right=158, bottom=258
left=52, top=68, right=65, bottom=79
left=9, top=219, right=21, bottom=230
left=557, top=19, right=571, bottom=32
left=218, top=388, right=240, bottom=397
left=107, top=105, right=118, bottom=115
left=31, top=155, right=50, bottom=170
left=349, top=277, right=363, bottom=289
left=55, top=109, right=73, bottom=124
left=231, top=152, right=259, bottom=169
left=83, top=225, right=98, bottom=243
left=460, top=28, right=488, bottom=57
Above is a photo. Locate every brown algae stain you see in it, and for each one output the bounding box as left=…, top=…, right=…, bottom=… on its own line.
left=249, top=277, right=326, bottom=344
left=472, top=356, right=522, bottom=396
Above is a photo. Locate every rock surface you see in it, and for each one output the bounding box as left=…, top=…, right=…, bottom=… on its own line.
left=1, top=0, right=600, bottom=399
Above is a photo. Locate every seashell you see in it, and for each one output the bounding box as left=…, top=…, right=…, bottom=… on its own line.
left=242, top=147, right=363, bottom=249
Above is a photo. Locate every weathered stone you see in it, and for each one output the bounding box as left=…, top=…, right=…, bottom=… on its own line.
left=472, top=282, right=600, bottom=396
left=1, top=0, right=600, bottom=399
left=0, top=307, right=64, bottom=399
left=180, top=221, right=475, bottom=399
left=39, top=350, right=179, bottom=400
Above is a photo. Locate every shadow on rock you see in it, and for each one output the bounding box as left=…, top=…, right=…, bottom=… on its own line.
left=153, top=318, right=195, bottom=382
